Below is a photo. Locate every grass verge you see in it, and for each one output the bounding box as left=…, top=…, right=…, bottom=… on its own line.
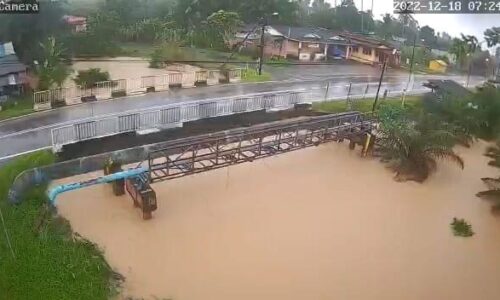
left=241, top=68, right=272, bottom=83
left=313, top=95, right=422, bottom=113
left=0, top=151, right=117, bottom=299
left=0, top=96, right=34, bottom=121
left=117, top=42, right=155, bottom=58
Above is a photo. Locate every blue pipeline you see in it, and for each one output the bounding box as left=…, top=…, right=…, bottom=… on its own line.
left=47, top=167, right=148, bottom=205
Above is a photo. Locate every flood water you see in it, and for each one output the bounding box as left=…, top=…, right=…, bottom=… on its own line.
left=56, top=141, right=500, bottom=300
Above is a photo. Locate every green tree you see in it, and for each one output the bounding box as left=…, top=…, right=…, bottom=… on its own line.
left=69, top=11, right=122, bottom=56
left=419, top=25, right=437, bottom=47
left=449, top=38, right=470, bottom=69
left=73, top=68, right=111, bottom=89
left=377, top=105, right=464, bottom=182
left=36, top=37, right=71, bottom=90
left=175, top=0, right=300, bottom=27
left=0, top=0, right=66, bottom=63
left=473, top=85, right=500, bottom=139
left=206, top=10, right=243, bottom=45
left=484, top=27, right=500, bottom=47
left=119, top=18, right=177, bottom=43
left=378, top=13, right=394, bottom=40
left=461, top=34, right=479, bottom=52
left=334, top=0, right=362, bottom=32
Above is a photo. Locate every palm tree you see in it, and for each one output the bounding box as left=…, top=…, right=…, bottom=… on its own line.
left=485, top=142, right=500, bottom=168
left=450, top=38, right=468, bottom=68
left=484, top=27, right=500, bottom=47
left=377, top=106, right=464, bottom=182
left=449, top=34, right=478, bottom=69
left=36, top=37, right=71, bottom=90
left=477, top=142, right=500, bottom=213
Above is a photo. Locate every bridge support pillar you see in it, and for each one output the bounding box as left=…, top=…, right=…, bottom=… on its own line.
left=104, top=160, right=125, bottom=196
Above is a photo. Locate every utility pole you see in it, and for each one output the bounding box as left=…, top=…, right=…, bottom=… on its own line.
left=361, top=0, right=364, bottom=34
left=465, top=52, right=473, bottom=87
left=372, top=59, right=387, bottom=112
left=404, top=29, right=419, bottom=106
left=257, top=13, right=278, bottom=75
left=408, top=33, right=417, bottom=84
left=258, top=19, right=267, bottom=75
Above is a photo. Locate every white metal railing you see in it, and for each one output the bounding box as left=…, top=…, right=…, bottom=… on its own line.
left=34, top=69, right=242, bottom=110
left=51, top=90, right=308, bottom=147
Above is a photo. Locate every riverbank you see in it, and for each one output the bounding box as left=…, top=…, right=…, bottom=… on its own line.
left=0, top=151, right=116, bottom=299
left=55, top=140, right=500, bottom=300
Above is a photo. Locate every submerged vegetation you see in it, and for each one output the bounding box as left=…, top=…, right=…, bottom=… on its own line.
left=241, top=68, right=272, bottom=82
left=451, top=218, right=475, bottom=237
left=314, top=84, right=500, bottom=183
left=378, top=84, right=500, bottom=182
left=377, top=105, right=464, bottom=182
left=477, top=142, right=500, bottom=213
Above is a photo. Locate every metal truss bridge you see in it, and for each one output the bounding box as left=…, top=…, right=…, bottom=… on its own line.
left=147, top=111, right=376, bottom=183
left=45, top=111, right=376, bottom=220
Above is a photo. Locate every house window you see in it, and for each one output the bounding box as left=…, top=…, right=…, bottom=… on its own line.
left=362, top=48, right=372, bottom=55
left=352, top=46, right=359, bottom=52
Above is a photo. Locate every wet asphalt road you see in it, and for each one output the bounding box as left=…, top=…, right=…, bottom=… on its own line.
left=0, top=68, right=482, bottom=161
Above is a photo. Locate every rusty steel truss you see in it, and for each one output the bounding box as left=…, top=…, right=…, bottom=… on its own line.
left=147, top=112, right=376, bottom=183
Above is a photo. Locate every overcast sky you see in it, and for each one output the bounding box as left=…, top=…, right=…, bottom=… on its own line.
left=327, top=0, right=498, bottom=41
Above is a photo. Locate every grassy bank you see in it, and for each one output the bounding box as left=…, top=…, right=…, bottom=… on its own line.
left=0, top=151, right=116, bottom=299
left=313, top=95, right=422, bottom=113
left=241, top=68, right=272, bottom=82
left=0, top=96, right=34, bottom=121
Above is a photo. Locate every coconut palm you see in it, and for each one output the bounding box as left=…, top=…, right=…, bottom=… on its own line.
left=36, top=37, right=71, bottom=90
left=377, top=106, right=464, bottom=182
left=477, top=142, right=500, bottom=213
left=485, top=142, right=500, bottom=168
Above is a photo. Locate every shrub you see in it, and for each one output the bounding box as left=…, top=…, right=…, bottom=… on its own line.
left=74, top=68, right=111, bottom=88
left=68, top=33, right=122, bottom=57
left=150, top=43, right=194, bottom=68
left=450, top=218, right=474, bottom=237
left=377, top=105, right=464, bottom=182
left=422, top=93, right=481, bottom=147
left=473, top=85, right=500, bottom=140
left=241, top=68, right=272, bottom=82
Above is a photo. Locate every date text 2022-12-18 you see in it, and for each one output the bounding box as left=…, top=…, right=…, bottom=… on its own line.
left=394, top=0, right=500, bottom=14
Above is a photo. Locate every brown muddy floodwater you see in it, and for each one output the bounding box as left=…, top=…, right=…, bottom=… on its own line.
left=55, top=141, right=500, bottom=300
